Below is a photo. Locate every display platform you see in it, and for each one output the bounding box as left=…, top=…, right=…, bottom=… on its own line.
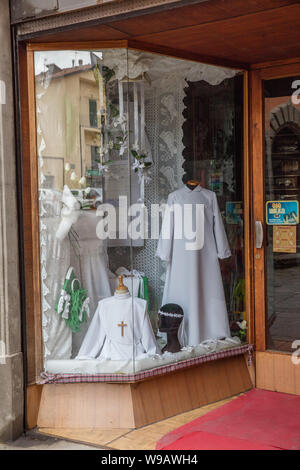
left=42, top=338, right=249, bottom=382
left=34, top=346, right=253, bottom=430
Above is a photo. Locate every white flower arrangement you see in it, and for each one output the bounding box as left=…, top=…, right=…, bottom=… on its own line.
left=112, top=114, right=127, bottom=128
left=237, top=320, right=247, bottom=330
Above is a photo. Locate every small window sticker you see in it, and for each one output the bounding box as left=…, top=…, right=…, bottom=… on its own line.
left=266, top=200, right=299, bottom=225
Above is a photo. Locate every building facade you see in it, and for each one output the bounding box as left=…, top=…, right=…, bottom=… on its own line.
left=1, top=0, right=300, bottom=441
left=0, top=0, right=23, bottom=442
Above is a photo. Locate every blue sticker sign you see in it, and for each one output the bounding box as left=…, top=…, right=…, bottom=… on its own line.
left=266, top=200, right=299, bottom=225
left=226, top=201, right=243, bottom=225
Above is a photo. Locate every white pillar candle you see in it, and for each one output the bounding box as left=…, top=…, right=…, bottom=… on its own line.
left=118, top=80, right=124, bottom=117
left=102, top=80, right=106, bottom=124
left=140, top=80, right=145, bottom=152
left=98, top=71, right=103, bottom=114
left=133, top=82, right=139, bottom=149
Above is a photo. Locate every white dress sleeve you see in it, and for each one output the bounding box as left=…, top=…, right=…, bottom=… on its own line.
left=212, top=192, right=231, bottom=259
left=141, top=304, right=161, bottom=356
left=56, top=185, right=80, bottom=241
left=156, top=194, right=174, bottom=262
left=75, top=303, right=106, bottom=359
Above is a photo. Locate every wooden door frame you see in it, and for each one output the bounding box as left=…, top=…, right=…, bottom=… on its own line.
left=250, top=60, right=300, bottom=352
left=19, top=43, right=43, bottom=384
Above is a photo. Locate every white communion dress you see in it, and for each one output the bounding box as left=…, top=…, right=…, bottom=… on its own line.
left=41, top=203, right=72, bottom=360
left=55, top=187, right=113, bottom=357
left=156, top=185, right=231, bottom=347
left=70, top=210, right=112, bottom=356
left=76, top=292, right=161, bottom=360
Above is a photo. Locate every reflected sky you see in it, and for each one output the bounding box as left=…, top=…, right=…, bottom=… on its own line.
left=34, top=50, right=103, bottom=75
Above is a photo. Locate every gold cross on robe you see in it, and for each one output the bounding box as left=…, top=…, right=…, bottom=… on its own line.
left=118, top=321, right=127, bottom=337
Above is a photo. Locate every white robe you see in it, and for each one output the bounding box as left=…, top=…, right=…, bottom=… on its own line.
left=156, top=185, right=231, bottom=347
left=76, top=293, right=161, bottom=360
left=55, top=189, right=112, bottom=356
left=42, top=214, right=72, bottom=360
left=70, top=211, right=112, bottom=356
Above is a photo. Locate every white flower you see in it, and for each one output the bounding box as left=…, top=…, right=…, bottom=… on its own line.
left=98, top=163, right=109, bottom=173
left=132, top=161, right=140, bottom=171
left=113, top=114, right=127, bottom=128
left=119, top=143, right=127, bottom=156
left=132, top=142, right=139, bottom=152
left=65, top=162, right=71, bottom=172
left=103, top=140, right=114, bottom=154
left=70, top=171, right=77, bottom=181
left=237, top=320, right=247, bottom=330
left=84, top=187, right=91, bottom=195
left=79, top=176, right=86, bottom=186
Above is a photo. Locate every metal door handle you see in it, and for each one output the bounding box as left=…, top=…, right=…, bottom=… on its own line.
left=255, top=221, right=264, bottom=249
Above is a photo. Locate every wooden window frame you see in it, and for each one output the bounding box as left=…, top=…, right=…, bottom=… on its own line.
left=19, top=39, right=251, bottom=384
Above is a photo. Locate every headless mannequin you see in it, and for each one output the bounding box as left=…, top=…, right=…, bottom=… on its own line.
left=158, top=304, right=184, bottom=353
left=114, top=275, right=130, bottom=298
left=76, top=275, right=161, bottom=359
left=186, top=179, right=199, bottom=191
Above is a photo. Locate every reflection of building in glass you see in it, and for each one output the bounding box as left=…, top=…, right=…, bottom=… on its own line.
left=35, top=61, right=101, bottom=190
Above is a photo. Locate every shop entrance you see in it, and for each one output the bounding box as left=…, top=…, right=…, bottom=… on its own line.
left=252, top=62, right=300, bottom=394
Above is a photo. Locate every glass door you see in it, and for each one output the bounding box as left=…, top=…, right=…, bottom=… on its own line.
left=263, top=75, right=300, bottom=353
left=251, top=60, right=300, bottom=395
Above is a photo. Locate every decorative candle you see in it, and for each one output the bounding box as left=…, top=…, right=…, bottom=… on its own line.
left=133, top=82, right=139, bottom=149
left=118, top=80, right=124, bottom=117
left=98, top=71, right=103, bottom=114
left=102, top=79, right=107, bottom=125
left=140, top=80, right=145, bottom=152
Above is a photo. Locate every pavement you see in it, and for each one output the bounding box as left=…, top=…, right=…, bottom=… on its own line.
left=0, top=430, right=101, bottom=450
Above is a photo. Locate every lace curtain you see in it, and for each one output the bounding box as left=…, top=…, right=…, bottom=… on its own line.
left=108, top=51, right=239, bottom=320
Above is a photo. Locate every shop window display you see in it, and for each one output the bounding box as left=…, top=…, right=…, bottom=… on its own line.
left=34, top=48, right=246, bottom=376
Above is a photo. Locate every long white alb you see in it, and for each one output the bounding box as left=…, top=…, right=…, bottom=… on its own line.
left=156, top=185, right=231, bottom=347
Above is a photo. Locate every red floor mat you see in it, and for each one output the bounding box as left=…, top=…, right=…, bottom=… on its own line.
left=157, top=389, right=300, bottom=450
